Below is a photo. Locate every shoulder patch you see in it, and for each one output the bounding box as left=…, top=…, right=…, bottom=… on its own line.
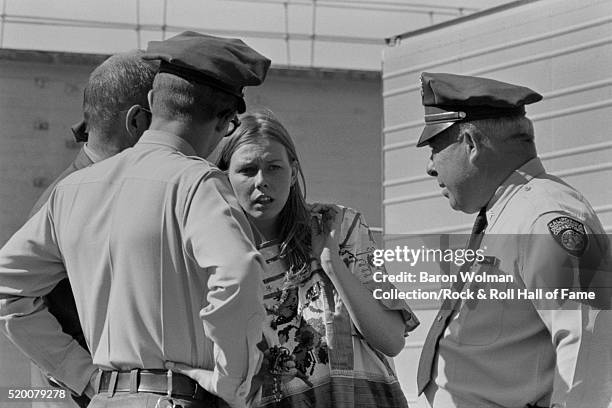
left=547, top=216, right=588, bottom=257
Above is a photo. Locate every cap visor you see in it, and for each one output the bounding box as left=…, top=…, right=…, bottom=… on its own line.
left=416, top=122, right=456, bottom=147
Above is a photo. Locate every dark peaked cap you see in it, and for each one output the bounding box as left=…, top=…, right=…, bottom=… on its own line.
left=144, top=31, right=271, bottom=113
left=417, top=72, right=542, bottom=147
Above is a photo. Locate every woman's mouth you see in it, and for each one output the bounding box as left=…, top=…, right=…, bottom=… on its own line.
left=254, top=195, right=274, bottom=205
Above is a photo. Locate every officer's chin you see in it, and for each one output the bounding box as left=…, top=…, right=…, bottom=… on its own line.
left=448, top=196, right=473, bottom=214
left=445, top=193, right=459, bottom=210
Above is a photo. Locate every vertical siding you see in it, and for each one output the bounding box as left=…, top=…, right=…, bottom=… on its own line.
left=382, top=0, right=612, bottom=406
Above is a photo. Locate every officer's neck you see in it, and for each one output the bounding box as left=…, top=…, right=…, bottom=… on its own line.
left=476, top=151, right=537, bottom=211
left=86, top=133, right=123, bottom=161
left=149, top=117, right=217, bottom=157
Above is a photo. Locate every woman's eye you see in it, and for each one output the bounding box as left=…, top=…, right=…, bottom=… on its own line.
left=238, top=166, right=256, bottom=175
left=269, top=164, right=282, bottom=171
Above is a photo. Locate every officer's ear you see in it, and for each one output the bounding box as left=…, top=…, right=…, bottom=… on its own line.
left=147, top=90, right=154, bottom=110
left=461, top=126, right=485, bottom=164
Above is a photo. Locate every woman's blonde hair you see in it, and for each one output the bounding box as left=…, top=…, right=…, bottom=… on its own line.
left=216, top=110, right=311, bottom=274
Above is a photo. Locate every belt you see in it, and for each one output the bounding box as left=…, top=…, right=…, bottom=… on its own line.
left=96, top=369, right=217, bottom=403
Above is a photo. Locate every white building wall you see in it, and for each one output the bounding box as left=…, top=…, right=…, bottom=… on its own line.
left=382, top=0, right=612, bottom=406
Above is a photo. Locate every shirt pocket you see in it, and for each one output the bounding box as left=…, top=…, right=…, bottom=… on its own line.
left=456, top=257, right=508, bottom=346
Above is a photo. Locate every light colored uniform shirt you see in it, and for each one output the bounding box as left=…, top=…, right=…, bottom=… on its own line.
left=0, top=130, right=266, bottom=408
left=426, top=158, right=611, bottom=408
left=28, top=146, right=94, bottom=408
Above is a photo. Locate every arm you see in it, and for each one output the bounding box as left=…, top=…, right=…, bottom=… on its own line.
left=310, top=203, right=418, bottom=357
left=183, top=171, right=266, bottom=408
left=0, top=202, right=97, bottom=395
left=521, top=213, right=612, bottom=407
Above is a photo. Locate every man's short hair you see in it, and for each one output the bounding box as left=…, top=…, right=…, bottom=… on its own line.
left=83, top=51, right=158, bottom=136
left=461, top=115, right=535, bottom=146
left=149, top=73, right=239, bottom=122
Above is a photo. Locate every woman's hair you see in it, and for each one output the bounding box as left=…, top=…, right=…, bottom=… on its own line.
left=216, top=110, right=311, bottom=274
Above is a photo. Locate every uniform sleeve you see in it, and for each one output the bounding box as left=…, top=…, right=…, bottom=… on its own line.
left=337, top=206, right=419, bottom=334
left=520, top=212, right=612, bottom=408
left=183, top=171, right=265, bottom=408
left=0, top=202, right=96, bottom=394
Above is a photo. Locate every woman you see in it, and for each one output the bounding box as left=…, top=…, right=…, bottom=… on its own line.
left=175, top=110, right=418, bottom=407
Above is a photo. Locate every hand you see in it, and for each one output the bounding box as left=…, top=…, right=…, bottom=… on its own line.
left=164, top=352, right=299, bottom=402
left=254, top=346, right=303, bottom=403
left=253, top=346, right=297, bottom=386
left=308, top=203, right=342, bottom=260
left=164, top=362, right=214, bottom=390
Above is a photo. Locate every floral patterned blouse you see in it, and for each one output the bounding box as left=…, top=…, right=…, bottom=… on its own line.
left=256, top=207, right=419, bottom=407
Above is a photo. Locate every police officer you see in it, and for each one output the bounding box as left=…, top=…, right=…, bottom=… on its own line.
left=415, top=72, right=611, bottom=408
left=0, top=31, right=271, bottom=408
left=27, top=50, right=157, bottom=408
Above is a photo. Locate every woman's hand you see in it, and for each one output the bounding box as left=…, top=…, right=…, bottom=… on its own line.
left=256, top=346, right=299, bottom=387
left=308, top=203, right=342, bottom=262
left=306, top=205, right=408, bottom=357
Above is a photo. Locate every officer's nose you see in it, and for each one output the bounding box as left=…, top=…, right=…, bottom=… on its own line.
left=426, top=154, right=438, bottom=177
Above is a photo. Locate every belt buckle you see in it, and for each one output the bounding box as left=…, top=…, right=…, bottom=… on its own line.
left=154, top=396, right=175, bottom=408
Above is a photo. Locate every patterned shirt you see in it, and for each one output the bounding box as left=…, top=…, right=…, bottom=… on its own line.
left=257, top=206, right=419, bottom=407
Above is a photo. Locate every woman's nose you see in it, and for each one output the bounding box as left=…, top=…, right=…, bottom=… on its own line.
left=254, top=169, right=269, bottom=188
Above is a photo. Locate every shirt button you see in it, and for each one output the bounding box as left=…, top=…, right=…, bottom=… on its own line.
left=524, top=186, right=531, bottom=191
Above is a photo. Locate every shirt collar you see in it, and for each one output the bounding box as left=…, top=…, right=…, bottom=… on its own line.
left=74, top=146, right=95, bottom=168
left=485, top=157, right=546, bottom=225
left=82, top=142, right=105, bottom=164
left=136, top=130, right=198, bottom=157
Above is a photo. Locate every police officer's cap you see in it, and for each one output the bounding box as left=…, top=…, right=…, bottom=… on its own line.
left=417, top=72, right=542, bottom=147
left=144, top=31, right=271, bottom=113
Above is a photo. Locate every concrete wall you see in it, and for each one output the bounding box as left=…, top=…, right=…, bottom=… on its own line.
left=382, top=0, right=612, bottom=406
left=0, top=49, right=382, bottom=393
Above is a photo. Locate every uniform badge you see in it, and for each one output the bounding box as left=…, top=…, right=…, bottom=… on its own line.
left=547, top=216, right=588, bottom=257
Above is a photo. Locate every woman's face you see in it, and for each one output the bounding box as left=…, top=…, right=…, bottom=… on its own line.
left=228, top=138, right=296, bottom=233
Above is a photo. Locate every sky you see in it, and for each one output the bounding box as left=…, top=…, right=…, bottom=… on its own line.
left=0, top=0, right=512, bottom=70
